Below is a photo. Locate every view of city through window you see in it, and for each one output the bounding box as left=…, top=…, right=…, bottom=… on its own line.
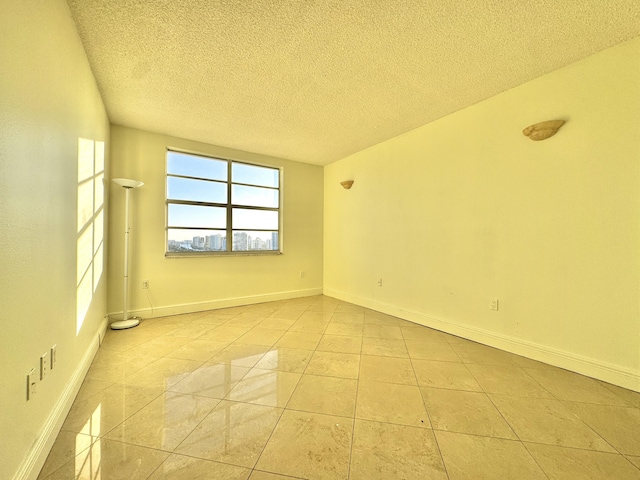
left=166, top=150, right=281, bottom=254
left=167, top=231, right=279, bottom=252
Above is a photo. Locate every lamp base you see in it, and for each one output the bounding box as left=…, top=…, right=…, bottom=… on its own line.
left=110, top=317, right=141, bottom=330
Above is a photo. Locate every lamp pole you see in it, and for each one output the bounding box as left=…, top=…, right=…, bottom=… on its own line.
left=111, top=178, right=144, bottom=330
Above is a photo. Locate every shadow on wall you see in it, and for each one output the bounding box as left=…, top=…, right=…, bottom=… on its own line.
left=76, top=138, right=105, bottom=335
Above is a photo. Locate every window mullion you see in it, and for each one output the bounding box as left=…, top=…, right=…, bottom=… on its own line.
left=167, top=173, right=227, bottom=184
left=226, top=160, right=233, bottom=251
left=168, top=199, right=228, bottom=208
left=231, top=181, right=279, bottom=190
left=229, top=204, right=278, bottom=212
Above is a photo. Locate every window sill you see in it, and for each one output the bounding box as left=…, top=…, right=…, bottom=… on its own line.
left=164, top=250, right=282, bottom=258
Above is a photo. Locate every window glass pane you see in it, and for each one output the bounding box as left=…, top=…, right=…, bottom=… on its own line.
left=232, top=163, right=279, bottom=188
left=232, top=184, right=279, bottom=208
left=232, top=231, right=278, bottom=251
left=168, top=151, right=227, bottom=181
left=168, top=204, right=226, bottom=229
left=168, top=176, right=227, bottom=203
left=233, top=208, right=278, bottom=230
left=167, top=229, right=227, bottom=252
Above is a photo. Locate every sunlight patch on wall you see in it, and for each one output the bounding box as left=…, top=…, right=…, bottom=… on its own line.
left=76, top=138, right=105, bottom=334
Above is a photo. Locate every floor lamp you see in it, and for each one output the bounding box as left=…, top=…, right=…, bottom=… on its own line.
left=111, top=178, right=144, bottom=330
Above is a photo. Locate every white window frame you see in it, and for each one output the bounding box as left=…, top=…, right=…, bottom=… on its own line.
left=165, top=148, right=283, bottom=256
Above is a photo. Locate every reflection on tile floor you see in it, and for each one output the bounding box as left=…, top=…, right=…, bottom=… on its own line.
left=38, top=295, right=640, bottom=479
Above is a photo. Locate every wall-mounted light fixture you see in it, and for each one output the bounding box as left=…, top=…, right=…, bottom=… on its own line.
left=340, top=180, right=354, bottom=189
left=523, top=120, right=565, bottom=141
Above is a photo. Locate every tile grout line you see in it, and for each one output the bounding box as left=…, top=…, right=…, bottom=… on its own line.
left=345, top=319, right=362, bottom=480
left=242, top=300, right=330, bottom=478
left=405, top=329, right=451, bottom=480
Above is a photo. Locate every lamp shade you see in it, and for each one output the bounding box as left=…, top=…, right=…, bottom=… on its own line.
left=112, top=178, right=144, bottom=188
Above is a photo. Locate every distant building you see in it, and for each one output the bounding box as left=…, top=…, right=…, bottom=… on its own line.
left=206, top=234, right=224, bottom=251
left=233, top=232, right=248, bottom=251
left=192, top=236, right=205, bottom=249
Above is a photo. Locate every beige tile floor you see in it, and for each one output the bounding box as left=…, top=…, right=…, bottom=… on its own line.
left=38, top=295, right=640, bottom=479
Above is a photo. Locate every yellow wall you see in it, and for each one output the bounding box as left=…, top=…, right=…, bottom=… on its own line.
left=0, top=1, right=110, bottom=479
left=324, top=37, right=640, bottom=390
left=108, top=126, right=324, bottom=317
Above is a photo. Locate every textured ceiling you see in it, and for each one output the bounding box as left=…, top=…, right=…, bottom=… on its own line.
left=66, top=1, right=640, bottom=165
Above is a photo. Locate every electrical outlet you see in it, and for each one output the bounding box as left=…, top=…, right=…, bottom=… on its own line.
left=490, top=298, right=499, bottom=311
left=299, top=271, right=305, bottom=278
left=51, top=344, right=57, bottom=370
left=142, top=279, right=149, bottom=289
left=377, top=278, right=383, bottom=287
left=27, top=368, right=36, bottom=400
left=40, top=351, right=49, bottom=380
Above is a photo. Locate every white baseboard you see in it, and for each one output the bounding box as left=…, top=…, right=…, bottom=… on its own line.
left=324, top=288, right=640, bottom=393
left=15, top=317, right=108, bottom=480
left=108, top=287, right=324, bottom=320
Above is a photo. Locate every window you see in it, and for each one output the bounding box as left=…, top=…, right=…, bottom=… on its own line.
left=166, top=150, right=281, bottom=255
